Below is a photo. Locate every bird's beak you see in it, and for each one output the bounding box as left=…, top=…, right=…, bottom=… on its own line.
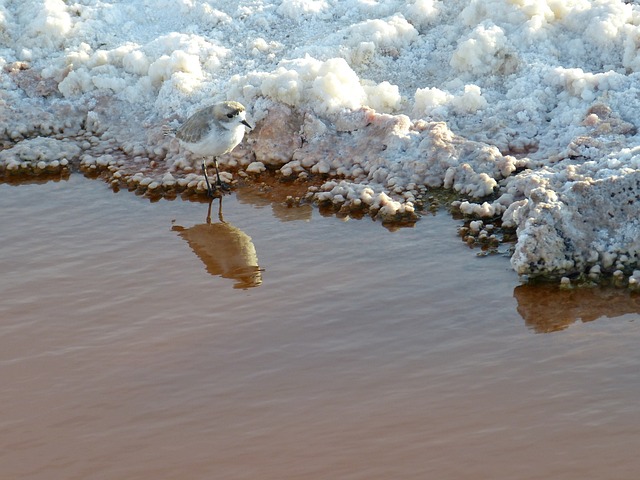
left=242, top=119, right=252, bottom=129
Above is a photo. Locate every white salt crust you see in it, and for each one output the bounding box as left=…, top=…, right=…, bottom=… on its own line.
left=2, top=0, right=640, bottom=278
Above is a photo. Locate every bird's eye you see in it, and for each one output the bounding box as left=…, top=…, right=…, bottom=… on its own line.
left=227, top=113, right=234, bottom=118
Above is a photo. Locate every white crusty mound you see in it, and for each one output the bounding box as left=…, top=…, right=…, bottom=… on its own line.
left=0, top=137, right=78, bottom=173
left=1, top=0, right=640, bottom=278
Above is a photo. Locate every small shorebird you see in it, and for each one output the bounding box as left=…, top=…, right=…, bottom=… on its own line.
left=169, top=101, right=252, bottom=197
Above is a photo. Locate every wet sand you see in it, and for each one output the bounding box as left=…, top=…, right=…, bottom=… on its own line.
left=2, top=175, right=640, bottom=479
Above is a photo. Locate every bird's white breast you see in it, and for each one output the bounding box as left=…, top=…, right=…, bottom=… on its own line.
left=181, top=123, right=246, bottom=158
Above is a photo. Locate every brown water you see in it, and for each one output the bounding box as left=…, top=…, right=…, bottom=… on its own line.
left=2, top=175, right=640, bottom=480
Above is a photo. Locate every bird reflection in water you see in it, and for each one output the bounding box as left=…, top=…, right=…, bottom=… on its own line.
left=172, top=197, right=263, bottom=289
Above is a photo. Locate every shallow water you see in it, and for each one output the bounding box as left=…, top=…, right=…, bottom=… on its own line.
left=2, top=175, right=640, bottom=480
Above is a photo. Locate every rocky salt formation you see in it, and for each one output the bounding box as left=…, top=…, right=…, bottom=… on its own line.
left=0, top=137, right=77, bottom=174
left=242, top=101, right=519, bottom=223
left=502, top=104, right=640, bottom=278
left=506, top=171, right=640, bottom=278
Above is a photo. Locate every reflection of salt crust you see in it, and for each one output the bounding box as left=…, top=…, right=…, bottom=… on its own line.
left=2, top=0, right=640, bottom=278
left=514, top=284, right=640, bottom=333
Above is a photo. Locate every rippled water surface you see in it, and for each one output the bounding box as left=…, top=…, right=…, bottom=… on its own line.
left=2, top=175, right=640, bottom=480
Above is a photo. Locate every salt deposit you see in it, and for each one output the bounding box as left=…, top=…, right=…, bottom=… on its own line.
left=1, top=0, right=640, bottom=279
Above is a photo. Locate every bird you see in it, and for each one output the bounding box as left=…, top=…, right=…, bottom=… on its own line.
left=168, top=101, right=252, bottom=197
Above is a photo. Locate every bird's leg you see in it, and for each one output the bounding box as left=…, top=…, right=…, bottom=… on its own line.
left=202, top=160, right=215, bottom=198
left=213, top=157, right=231, bottom=192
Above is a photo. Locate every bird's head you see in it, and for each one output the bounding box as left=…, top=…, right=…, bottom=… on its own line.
left=216, top=101, right=252, bottom=130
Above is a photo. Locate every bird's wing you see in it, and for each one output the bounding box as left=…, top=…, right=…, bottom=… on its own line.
left=175, top=106, right=215, bottom=143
